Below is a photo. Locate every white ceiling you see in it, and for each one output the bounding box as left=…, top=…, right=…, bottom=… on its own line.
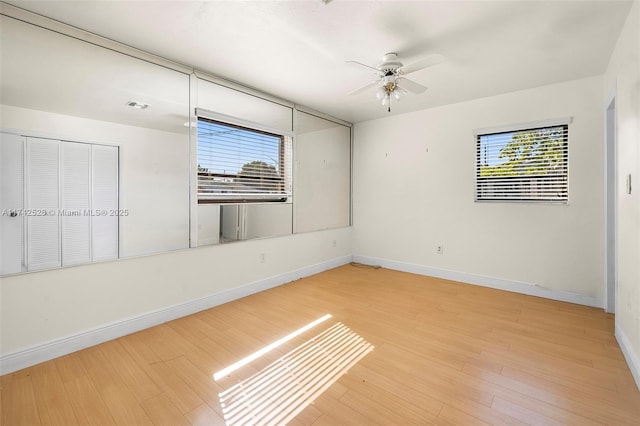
left=5, top=0, right=634, bottom=124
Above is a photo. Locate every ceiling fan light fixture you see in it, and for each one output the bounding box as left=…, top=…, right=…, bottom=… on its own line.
left=393, top=86, right=407, bottom=101
left=348, top=52, right=443, bottom=113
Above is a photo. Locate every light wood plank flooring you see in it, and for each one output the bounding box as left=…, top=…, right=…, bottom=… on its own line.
left=2, top=265, right=639, bottom=425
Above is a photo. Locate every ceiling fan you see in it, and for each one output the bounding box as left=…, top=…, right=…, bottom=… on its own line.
left=347, top=52, right=444, bottom=112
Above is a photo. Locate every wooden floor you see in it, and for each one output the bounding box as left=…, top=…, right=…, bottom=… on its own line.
left=2, top=264, right=640, bottom=425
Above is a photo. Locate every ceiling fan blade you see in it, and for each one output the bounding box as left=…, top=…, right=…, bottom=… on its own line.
left=397, top=77, right=427, bottom=94
left=348, top=80, right=380, bottom=96
left=346, top=60, right=379, bottom=72
left=400, top=53, right=445, bottom=75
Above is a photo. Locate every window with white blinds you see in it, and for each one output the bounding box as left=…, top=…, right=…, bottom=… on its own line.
left=197, top=118, right=292, bottom=203
left=475, top=124, right=568, bottom=203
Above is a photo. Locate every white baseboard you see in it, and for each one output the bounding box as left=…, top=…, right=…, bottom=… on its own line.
left=615, top=318, right=640, bottom=391
left=1, top=254, right=609, bottom=375
left=0, top=255, right=352, bottom=375
left=352, top=255, right=602, bottom=308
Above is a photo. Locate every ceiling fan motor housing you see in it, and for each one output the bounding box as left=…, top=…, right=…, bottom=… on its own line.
left=377, top=52, right=402, bottom=74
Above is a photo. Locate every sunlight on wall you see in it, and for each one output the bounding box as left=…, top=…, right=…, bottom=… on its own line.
left=218, top=322, right=373, bottom=425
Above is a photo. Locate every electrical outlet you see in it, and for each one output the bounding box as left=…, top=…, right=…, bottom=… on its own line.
left=332, top=239, right=337, bottom=248
left=436, top=245, right=444, bottom=254
left=260, top=252, right=266, bottom=263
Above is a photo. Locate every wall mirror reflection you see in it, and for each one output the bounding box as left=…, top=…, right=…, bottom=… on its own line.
left=195, top=114, right=294, bottom=246
left=294, top=111, right=351, bottom=234
left=1, top=14, right=352, bottom=273
left=0, top=15, right=191, bottom=275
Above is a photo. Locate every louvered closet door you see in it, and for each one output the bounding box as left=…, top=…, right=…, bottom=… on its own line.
left=26, top=138, right=61, bottom=270
left=92, top=145, right=118, bottom=261
left=61, top=142, right=91, bottom=266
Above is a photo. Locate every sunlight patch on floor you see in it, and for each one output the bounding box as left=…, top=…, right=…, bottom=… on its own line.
left=218, top=322, right=374, bottom=426
left=213, top=314, right=332, bottom=381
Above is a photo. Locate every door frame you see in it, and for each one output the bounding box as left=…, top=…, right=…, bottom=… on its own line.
left=604, top=91, right=617, bottom=314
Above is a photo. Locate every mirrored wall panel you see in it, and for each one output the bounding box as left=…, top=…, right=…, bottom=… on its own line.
left=294, top=111, right=351, bottom=233
left=193, top=79, right=295, bottom=246
left=0, top=15, right=191, bottom=270
left=1, top=13, right=352, bottom=273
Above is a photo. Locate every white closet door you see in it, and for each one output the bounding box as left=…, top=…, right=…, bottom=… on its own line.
left=61, top=142, right=91, bottom=266
left=1, top=133, right=26, bottom=275
left=26, top=138, right=61, bottom=270
left=92, top=145, right=118, bottom=261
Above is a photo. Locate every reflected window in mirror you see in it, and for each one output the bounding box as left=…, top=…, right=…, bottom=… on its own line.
left=197, top=118, right=292, bottom=204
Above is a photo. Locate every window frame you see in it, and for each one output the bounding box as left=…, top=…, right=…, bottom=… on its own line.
left=195, top=111, right=293, bottom=204
left=474, top=119, right=570, bottom=204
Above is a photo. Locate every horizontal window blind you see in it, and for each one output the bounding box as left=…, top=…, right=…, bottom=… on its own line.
left=476, top=125, right=568, bottom=203
left=197, top=118, right=292, bottom=203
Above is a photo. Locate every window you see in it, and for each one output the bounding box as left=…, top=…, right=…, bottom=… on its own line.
left=475, top=124, right=568, bottom=203
left=197, top=118, right=292, bottom=203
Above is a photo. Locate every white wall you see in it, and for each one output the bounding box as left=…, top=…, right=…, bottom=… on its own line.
left=353, top=76, right=605, bottom=301
left=0, top=227, right=351, bottom=357
left=603, top=1, right=640, bottom=385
